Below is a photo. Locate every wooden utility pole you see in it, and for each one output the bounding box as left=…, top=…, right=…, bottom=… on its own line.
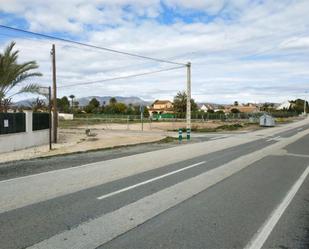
left=304, top=91, right=307, bottom=115
left=51, top=44, right=58, bottom=143
left=48, top=86, right=52, bottom=150
left=186, top=62, right=191, bottom=139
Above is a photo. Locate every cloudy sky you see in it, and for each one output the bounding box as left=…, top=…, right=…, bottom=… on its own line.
left=0, top=0, right=309, bottom=104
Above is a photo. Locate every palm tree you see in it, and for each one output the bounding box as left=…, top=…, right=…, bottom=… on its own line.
left=69, top=94, right=75, bottom=113
left=0, top=41, right=42, bottom=112
left=109, top=97, right=117, bottom=105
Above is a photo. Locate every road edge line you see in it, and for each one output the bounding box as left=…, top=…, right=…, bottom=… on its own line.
left=244, top=165, right=309, bottom=249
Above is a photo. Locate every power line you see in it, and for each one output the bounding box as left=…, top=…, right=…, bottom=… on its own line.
left=0, top=32, right=165, bottom=78
left=0, top=33, right=52, bottom=49
left=0, top=25, right=186, bottom=66
left=58, top=65, right=185, bottom=88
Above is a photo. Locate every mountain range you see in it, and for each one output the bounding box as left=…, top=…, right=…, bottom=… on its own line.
left=76, top=96, right=151, bottom=107
left=13, top=96, right=151, bottom=107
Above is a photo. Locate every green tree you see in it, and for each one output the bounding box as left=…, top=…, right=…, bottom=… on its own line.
left=104, top=102, right=128, bottom=114
left=173, top=91, right=198, bottom=113
left=114, top=102, right=127, bottom=114
left=0, top=41, right=42, bottom=112
left=261, top=102, right=275, bottom=112
left=84, top=105, right=93, bottom=113
left=133, top=105, right=141, bottom=115
left=109, top=97, right=117, bottom=105
left=289, top=99, right=308, bottom=113
left=230, top=108, right=240, bottom=113
left=126, top=103, right=135, bottom=115
left=85, top=98, right=100, bottom=113
left=57, top=96, right=70, bottom=113
left=90, top=98, right=100, bottom=108
left=216, top=110, right=225, bottom=114
left=143, top=106, right=149, bottom=118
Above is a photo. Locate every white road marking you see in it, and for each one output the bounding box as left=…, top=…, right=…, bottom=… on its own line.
left=286, top=153, right=309, bottom=158
left=97, top=161, right=206, bottom=200
left=210, top=135, right=228, bottom=140
left=210, top=137, right=220, bottom=140
left=0, top=160, right=110, bottom=184
left=244, top=165, right=309, bottom=249
left=266, top=136, right=281, bottom=142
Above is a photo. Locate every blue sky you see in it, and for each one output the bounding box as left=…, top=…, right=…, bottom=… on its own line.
left=0, top=0, right=309, bottom=104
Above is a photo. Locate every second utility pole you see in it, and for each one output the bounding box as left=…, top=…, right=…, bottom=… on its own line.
left=186, top=62, right=191, bottom=140
left=51, top=44, right=58, bottom=143
left=304, top=91, right=307, bottom=115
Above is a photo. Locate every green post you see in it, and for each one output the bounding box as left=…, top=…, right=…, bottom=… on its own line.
left=186, top=128, right=191, bottom=140
left=178, top=128, right=183, bottom=143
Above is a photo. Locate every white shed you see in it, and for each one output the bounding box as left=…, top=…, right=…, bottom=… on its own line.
left=259, top=114, right=275, bottom=127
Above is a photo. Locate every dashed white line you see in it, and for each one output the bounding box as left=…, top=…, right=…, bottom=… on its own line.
left=97, top=161, right=206, bottom=200
left=210, top=136, right=228, bottom=140
left=244, top=165, right=309, bottom=249
left=210, top=137, right=220, bottom=140
left=266, top=136, right=281, bottom=142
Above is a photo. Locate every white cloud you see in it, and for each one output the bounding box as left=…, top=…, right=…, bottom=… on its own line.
left=280, top=37, right=309, bottom=50
left=1, top=0, right=309, bottom=103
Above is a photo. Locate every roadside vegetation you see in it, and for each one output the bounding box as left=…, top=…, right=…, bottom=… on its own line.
left=172, top=122, right=259, bottom=133
left=0, top=41, right=42, bottom=112
left=59, top=117, right=151, bottom=128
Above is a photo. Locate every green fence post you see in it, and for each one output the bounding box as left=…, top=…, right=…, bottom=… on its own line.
left=178, top=128, right=182, bottom=143
left=186, top=128, right=191, bottom=140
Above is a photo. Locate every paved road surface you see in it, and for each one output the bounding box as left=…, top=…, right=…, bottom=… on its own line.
left=0, top=132, right=223, bottom=180
left=0, top=119, right=308, bottom=249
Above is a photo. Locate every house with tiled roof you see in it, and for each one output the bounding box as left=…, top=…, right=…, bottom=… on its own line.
left=225, top=103, right=259, bottom=113
left=148, top=100, right=174, bottom=116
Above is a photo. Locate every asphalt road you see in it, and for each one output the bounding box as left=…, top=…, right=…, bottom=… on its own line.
left=0, top=119, right=308, bottom=249
left=0, top=141, right=177, bottom=181
left=0, top=133, right=223, bottom=181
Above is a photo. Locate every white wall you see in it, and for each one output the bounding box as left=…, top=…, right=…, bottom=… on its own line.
left=58, top=113, right=73, bottom=120
left=0, top=110, right=50, bottom=153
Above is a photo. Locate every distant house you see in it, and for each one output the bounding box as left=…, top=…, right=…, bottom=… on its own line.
left=200, top=104, right=214, bottom=112
left=148, top=100, right=173, bottom=116
left=276, top=101, right=291, bottom=110
left=225, top=104, right=259, bottom=113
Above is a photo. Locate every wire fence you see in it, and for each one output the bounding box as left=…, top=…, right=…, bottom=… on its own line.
left=58, top=111, right=300, bottom=132
left=73, top=111, right=298, bottom=122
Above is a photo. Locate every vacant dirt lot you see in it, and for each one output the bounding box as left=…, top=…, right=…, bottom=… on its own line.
left=77, top=120, right=250, bottom=131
